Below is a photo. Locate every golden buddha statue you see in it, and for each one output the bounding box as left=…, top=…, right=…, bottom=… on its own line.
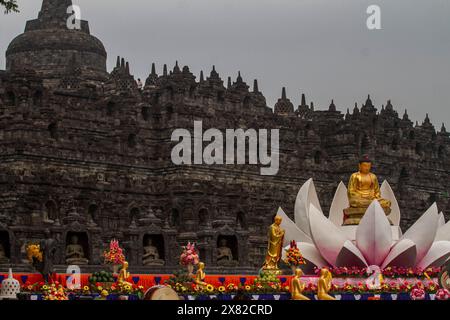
left=290, top=268, right=310, bottom=300
left=317, top=268, right=335, bottom=300
left=344, top=155, right=391, bottom=225
left=118, top=261, right=133, bottom=287
left=262, top=215, right=285, bottom=275
left=194, top=262, right=208, bottom=289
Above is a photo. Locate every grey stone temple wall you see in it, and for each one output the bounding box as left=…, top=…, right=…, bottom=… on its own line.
left=0, top=0, right=449, bottom=274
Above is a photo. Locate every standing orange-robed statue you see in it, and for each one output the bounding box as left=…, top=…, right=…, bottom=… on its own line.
left=262, top=215, right=285, bottom=274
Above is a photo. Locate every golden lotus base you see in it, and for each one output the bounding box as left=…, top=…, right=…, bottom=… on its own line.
left=343, top=207, right=392, bottom=226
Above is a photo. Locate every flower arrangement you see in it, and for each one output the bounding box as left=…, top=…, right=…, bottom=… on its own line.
left=103, top=239, right=125, bottom=265
left=44, top=283, right=68, bottom=300
left=382, top=266, right=441, bottom=279
left=78, top=280, right=145, bottom=299
left=22, top=282, right=68, bottom=300
left=22, top=281, right=47, bottom=293
left=179, top=242, right=199, bottom=266
left=284, top=241, right=306, bottom=267
left=167, top=280, right=291, bottom=296
left=436, top=288, right=450, bottom=300
left=314, top=266, right=442, bottom=279
left=410, top=287, right=426, bottom=300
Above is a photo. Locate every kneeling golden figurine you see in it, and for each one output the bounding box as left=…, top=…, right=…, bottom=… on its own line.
left=118, top=261, right=133, bottom=287
left=290, top=268, right=310, bottom=300
left=317, top=268, right=336, bottom=300
left=194, top=262, right=208, bottom=289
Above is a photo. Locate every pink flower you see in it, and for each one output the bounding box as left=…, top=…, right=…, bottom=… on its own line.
left=411, top=288, right=426, bottom=300
left=436, top=289, right=450, bottom=301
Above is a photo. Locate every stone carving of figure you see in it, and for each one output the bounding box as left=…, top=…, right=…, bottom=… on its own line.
left=217, top=239, right=238, bottom=266
left=65, top=235, right=89, bottom=265
left=0, top=242, right=9, bottom=264
left=42, top=211, right=55, bottom=224
left=290, top=268, right=309, bottom=300
left=142, top=238, right=164, bottom=266
left=344, top=155, right=392, bottom=225
left=262, top=215, right=285, bottom=274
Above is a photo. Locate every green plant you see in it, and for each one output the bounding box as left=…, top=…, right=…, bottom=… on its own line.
left=0, top=0, right=18, bottom=14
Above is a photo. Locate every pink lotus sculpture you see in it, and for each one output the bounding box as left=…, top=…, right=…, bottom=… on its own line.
left=279, top=179, right=450, bottom=270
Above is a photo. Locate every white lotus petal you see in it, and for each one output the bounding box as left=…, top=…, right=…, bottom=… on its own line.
left=309, top=203, right=366, bottom=267
left=335, top=240, right=369, bottom=268
left=328, top=182, right=349, bottom=227
left=381, top=239, right=417, bottom=269
left=277, top=207, right=313, bottom=245
left=416, top=241, right=450, bottom=269
left=355, top=201, right=393, bottom=265
left=400, top=203, right=440, bottom=263
left=435, top=221, right=450, bottom=242
left=294, top=179, right=323, bottom=238
left=380, top=180, right=401, bottom=226
left=438, top=212, right=446, bottom=227
left=282, top=242, right=328, bottom=269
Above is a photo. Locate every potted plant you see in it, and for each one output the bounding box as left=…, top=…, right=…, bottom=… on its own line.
left=103, top=239, right=125, bottom=274
left=283, top=241, right=306, bottom=274
left=179, top=242, right=199, bottom=275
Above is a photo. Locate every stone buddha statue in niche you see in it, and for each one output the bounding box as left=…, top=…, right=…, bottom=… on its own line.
left=217, top=239, right=238, bottom=267
left=344, top=155, right=391, bottom=225
left=142, top=238, right=164, bottom=266
left=0, top=242, right=9, bottom=264
left=65, top=235, right=89, bottom=265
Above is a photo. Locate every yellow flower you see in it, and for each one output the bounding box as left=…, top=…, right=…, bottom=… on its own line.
left=42, top=285, right=49, bottom=290
left=206, top=284, right=214, bottom=293
left=218, top=286, right=226, bottom=292
left=245, top=285, right=251, bottom=291
left=101, top=290, right=109, bottom=297
left=97, top=286, right=103, bottom=291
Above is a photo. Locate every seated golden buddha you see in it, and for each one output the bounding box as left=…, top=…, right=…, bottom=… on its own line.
left=343, top=155, right=391, bottom=225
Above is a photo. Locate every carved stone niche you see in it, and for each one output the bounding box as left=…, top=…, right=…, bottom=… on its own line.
left=65, top=231, right=90, bottom=265
left=216, top=235, right=238, bottom=267
left=0, top=231, right=11, bottom=264
left=142, top=234, right=165, bottom=266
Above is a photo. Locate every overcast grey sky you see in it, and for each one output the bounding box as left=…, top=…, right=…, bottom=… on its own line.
left=1, top=0, right=450, bottom=126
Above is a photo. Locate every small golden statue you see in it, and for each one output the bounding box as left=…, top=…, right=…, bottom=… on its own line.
left=317, top=268, right=336, bottom=300
left=290, top=268, right=310, bottom=300
left=118, top=261, right=133, bottom=287
left=262, top=215, right=285, bottom=275
left=194, top=262, right=208, bottom=289
left=344, top=155, right=391, bottom=225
